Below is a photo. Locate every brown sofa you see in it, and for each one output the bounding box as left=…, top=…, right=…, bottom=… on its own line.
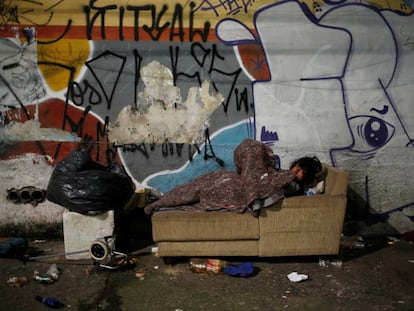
left=151, top=163, right=348, bottom=257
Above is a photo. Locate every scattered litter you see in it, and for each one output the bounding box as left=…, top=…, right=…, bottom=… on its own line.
left=117, top=257, right=138, bottom=270
left=151, top=246, right=158, bottom=253
left=260, top=173, right=268, bottom=180
left=35, top=295, right=69, bottom=308
left=6, top=276, right=29, bottom=287
left=287, top=271, right=308, bottom=283
left=33, top=240, right=47, bottom=244
left=134, top=270, right=146, bottom=280
left=319, top=258, right=343, bottom=268
left=154, top=265, right=159, bottom=270
left=340, top=235, right=365, bottom=249
left=46, top=263, right=60, bottom=281
left=189, top=258, right=227, bottom=274
left=387, top=236, right=400, bottom=242
left=33, top=271, right=54, bottom=284
left=353, top=242, right=365, bottom=249
left=223, top=262, right=255, bottom=277
left=207, top=259, right=228, bottom=274
left=305, top=189, right=315, bottom=196
left=33, top=263, right=60, bottom=284
left=188, top=258, right=255, bottom=277
left=387, top=236, right=400, bottom=245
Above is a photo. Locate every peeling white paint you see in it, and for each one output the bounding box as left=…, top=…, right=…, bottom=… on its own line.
left=0, top=154, right=64, bottom=230
left=0, top=119, right=81, bottom=142
left=108, top=61, right=224, bottom=144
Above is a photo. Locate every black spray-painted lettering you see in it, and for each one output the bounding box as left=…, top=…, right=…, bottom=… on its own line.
left=84, top=1, right=210, bottom=42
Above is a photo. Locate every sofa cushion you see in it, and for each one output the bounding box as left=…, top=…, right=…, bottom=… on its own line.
left=152, top=210, right=260, bottom=242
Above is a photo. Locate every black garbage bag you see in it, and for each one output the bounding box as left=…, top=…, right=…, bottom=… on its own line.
left=46, top=149, right=135, bottom=215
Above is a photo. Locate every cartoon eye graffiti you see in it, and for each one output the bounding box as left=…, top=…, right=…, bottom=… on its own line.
left=348, top=115, right=395, bottom=152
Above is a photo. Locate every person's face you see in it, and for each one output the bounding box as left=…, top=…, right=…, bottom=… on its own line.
left=291, top=165, right=304, bottom=181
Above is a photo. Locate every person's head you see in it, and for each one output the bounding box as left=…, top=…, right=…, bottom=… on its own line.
left=290, top=156, right=322, bottom=185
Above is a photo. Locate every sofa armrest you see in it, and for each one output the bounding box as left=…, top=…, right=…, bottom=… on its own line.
left=323, top=164, right=349, bottom=196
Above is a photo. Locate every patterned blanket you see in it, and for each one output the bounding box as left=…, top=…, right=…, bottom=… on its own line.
left=144, top=139, right=295, bottom=215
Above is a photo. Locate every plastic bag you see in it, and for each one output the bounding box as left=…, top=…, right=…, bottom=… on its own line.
left=46, top=150, right=135, bottom=215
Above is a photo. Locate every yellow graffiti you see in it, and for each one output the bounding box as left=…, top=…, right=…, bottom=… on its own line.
left=37, top=39, right=90, bottom=91
left=6, top=0, right=412, bottom=30
left=2, top=0, right=411, bottom=44
left=365, top=0, right=412, bottom=12
left=299, top=0, right=412, bottom=15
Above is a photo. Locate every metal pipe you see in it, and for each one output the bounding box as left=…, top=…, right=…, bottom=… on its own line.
left=28, top=249, right=89, bottom=261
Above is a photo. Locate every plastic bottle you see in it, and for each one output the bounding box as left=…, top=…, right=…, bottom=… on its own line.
left=188, top=258, right=207, bottom=273
left=33, top=271, right=54, bottom=284
left=35, top=296, right=65, bottom=309
left=189, top=258, right=227, bottom=274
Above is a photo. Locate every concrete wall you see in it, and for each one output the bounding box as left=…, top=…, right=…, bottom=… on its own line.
left=0, top=0, right=413, bottom=236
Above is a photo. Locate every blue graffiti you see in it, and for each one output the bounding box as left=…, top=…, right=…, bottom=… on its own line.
left=146, top=120, right=253, bottom=193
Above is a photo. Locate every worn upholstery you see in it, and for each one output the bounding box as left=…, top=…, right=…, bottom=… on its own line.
left=151, top=163, right=348, bottom=257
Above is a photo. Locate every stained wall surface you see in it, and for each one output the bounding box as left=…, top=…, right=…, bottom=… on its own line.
left=0, top=0, right=413, bottom=235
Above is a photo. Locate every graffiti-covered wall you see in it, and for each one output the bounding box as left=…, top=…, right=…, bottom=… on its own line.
left=0, top=0, right=413, bottom=235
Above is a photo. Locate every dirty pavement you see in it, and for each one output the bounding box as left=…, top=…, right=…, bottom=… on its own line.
left=1, top=232, right=414, bottom=311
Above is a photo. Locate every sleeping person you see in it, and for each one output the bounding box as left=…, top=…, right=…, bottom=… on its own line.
left=144, top=139, right=322, bottom=216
